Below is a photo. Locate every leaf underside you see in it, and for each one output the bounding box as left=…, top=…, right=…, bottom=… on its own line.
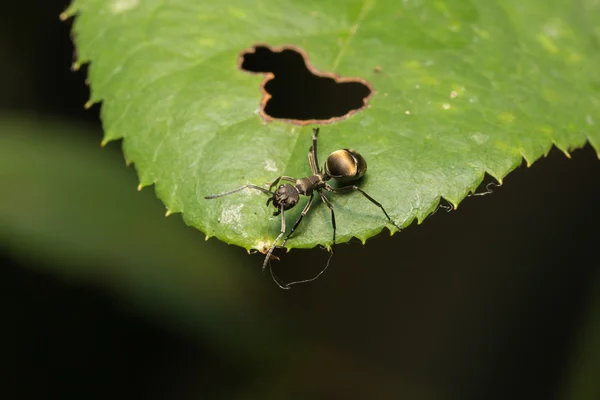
left=65, top=0, right=600, bottom=251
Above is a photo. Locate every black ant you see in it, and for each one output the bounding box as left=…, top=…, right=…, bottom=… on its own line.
left=205, top=128, right=401, bottom=289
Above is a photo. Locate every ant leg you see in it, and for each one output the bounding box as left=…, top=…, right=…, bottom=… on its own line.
left=308, top=128, right=320, bottom=175
left=262, top=206, right=291, bottom=290
left=280, top=193, right=314, bottom=248
left=318, top=191, right=336, bottom=248
left=325, top=184, right=402, bottom=232
left=205, top=184, right=272, bottom=199
left=267, top=175, right=296, bottom=191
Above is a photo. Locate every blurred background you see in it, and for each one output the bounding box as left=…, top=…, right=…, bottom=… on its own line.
left=2, top=2, right=600, bottom=399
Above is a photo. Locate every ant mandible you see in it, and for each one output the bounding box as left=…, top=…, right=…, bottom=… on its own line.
left=205, top=128, right=401, bottom=289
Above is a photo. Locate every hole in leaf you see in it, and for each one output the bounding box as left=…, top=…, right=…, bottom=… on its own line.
left=239, top=45, right=374, bottom=125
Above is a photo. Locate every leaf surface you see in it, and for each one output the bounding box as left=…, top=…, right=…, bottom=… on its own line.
left=65, top=0, right=600, bottom=250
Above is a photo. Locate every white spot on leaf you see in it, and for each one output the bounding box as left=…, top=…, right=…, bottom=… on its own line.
left=264, top=159, right=278, bottom=172
left=360, top=116, right=374, bottom=126
left=471, top=132, right=489, bottom=144
left=110, top=0, right=140, bottom=13
left=543, top=21, right=560, bottom=38
left=220, top=204, right=244, bottom=228
left=586, top=115, right=595, bottom=126
left=449, top=22, right=461, bottom=32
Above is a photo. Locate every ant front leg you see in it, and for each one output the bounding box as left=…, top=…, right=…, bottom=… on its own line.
left=263, top=206, right=291, bottom=290
left=325, top=184, right=402, bottom=232
left=281, top=193, right=314, bottom=248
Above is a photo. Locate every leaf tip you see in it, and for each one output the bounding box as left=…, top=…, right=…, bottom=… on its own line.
left=520, top=151, right=533, bottom=167
left=59, top=4, right=77, bottom=21
left=71, top=62, right=81, bottom=72
left=165, top=209, right=173, bottom=217
left=447, top=201, right=458, bottom=210
left=84, top=101, right=93, bottom=110
left=100, top=138, right=109, bottom=148
left=137, top=183, right=144, bottom=192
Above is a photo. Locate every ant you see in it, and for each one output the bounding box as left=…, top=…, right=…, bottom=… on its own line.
left=205, top=128, right=401, bottom=289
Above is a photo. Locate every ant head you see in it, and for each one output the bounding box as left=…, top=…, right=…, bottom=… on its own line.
left=325, top=149, right=367, bottom=182
left=270, top=184, right=300, bottom=215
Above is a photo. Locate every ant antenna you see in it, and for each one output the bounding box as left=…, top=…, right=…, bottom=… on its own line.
left=269, top=261, right=291, bottom=290
left=268, top=246, right=335, bottom=290
left=284, top=247, right=334, bottom=288
left=470, top=182, right=502, bottom=196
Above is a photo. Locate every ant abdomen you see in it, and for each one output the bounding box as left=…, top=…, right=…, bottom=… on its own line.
left=325, top=149, right=367, bottom=182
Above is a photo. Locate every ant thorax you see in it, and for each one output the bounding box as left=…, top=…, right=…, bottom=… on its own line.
left=295, top=176, right=324, bottom=195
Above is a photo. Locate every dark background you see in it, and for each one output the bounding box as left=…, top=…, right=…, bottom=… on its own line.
left=2, top=2, right=600, bottom=399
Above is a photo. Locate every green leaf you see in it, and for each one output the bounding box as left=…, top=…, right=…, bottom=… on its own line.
left=65, top=0, right=600, bottom=251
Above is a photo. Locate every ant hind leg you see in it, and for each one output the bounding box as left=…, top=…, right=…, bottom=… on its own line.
left=325, top=184, right=402, bottom=232
left=280, top=193, right=314, bottom=248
